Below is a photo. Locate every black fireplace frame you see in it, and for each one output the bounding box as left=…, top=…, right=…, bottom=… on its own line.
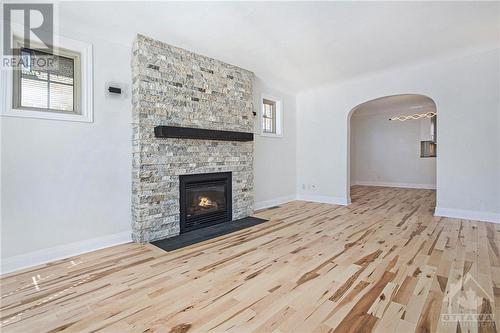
left=179, top=172, right=232, bottom=233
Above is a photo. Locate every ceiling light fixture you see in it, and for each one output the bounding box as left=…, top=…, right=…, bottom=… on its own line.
left=389, top=111, right=436, bottom=121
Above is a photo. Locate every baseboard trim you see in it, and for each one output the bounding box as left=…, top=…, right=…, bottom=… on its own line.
left=434, top=207, right=500, bottom=224
left=1, top=231, right=132, bottom=275
left=352, top=181, right=436, bottom=190
left=297, top=194, right=350, bottom=206
left=254, top=195, right=297, bottom=210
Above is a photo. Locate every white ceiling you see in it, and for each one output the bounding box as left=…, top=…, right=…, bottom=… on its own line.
left=58, top=1, right=499, bottom=93
left=351, top=94, right=436, bottom=117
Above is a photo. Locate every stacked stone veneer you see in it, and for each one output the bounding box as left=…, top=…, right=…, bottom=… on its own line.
left=131, top=35, right=254, bottom=242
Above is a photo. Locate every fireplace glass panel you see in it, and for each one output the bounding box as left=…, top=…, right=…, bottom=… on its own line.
left=186, top=183, right=226, bottom=218
left=179, top=172, right=232, bottom=233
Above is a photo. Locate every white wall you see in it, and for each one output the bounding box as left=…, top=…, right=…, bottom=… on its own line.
left=1, top=31, right=133, bottom=272
left=297, top=48, right=500, bottom=221
left=253, top=78, right=297, bottom=209
left=350, top=112, right=436, bottom=189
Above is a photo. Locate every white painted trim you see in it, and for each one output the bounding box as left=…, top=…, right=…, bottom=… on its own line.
left=1, top=24, right=93, bottom=123
left=259, top=93, right=283, bottom=137
left=434, top=207, right=500, bottom=224
left=1, top=231, right=132, bottom=275
left=352, top=180, right=436, bottom=190
left=297, top=194, right=350, bottom=206
left=254, top=194, right=297, bottom=210
left=259, top=132, right=284, bottom=138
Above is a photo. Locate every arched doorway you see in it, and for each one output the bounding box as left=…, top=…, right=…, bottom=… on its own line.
left=347, top=94, right=437, bottom=203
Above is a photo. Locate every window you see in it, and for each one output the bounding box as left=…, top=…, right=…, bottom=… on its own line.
left=262, top=99, right=276, bottom=134
left=1, top=27, right=93, bottom=122
left=260, top=95, right=283, bottom=137
left=13, top=47, right=79, bottom=113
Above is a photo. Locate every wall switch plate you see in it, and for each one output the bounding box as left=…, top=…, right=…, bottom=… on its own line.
left=106, top=82, right=128, bottom=98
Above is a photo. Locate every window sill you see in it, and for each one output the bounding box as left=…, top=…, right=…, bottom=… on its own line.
left=259, top=132, right=283, bottom=138
left=1, top=108, right=93, bottom=123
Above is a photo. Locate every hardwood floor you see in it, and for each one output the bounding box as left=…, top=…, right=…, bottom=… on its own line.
left=1, top=186, right=499, bottom=332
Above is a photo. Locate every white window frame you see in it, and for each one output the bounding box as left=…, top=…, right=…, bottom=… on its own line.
left=1, top=25, right=93, bottom=123
left=260, top=94, right=283, bottom=137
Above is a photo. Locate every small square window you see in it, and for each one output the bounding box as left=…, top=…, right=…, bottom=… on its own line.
left=261, top=95, right=283, bottom=137
left=13, top=46, right=80, bottom=114
left=1, top=31, right=93, bottom=123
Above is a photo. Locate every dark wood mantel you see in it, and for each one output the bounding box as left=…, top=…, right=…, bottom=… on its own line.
left=154, top=126, right=254, bottom=142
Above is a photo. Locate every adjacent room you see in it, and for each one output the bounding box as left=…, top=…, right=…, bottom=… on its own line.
left=349, top=94, right=437, bottom=199
left=1, top=1, right=499, bottom=332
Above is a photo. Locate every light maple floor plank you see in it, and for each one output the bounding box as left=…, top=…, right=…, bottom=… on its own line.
left=1, top=186, right=499, bottom=333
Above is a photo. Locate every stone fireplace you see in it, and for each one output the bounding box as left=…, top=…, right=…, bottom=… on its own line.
left=131, top=35, right=254, bottom=242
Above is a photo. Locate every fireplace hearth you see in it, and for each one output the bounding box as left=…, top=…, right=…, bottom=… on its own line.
left=179, top=172, right=232, bottom=233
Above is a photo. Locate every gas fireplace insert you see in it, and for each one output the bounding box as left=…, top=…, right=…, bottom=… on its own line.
left=179, top=172, right=232, bottom=233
